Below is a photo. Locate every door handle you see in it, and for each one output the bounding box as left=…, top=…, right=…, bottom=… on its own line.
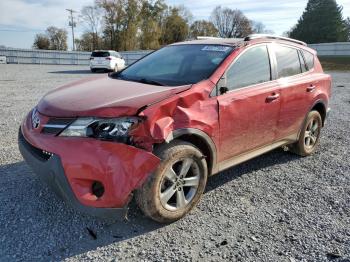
left=307, top=85, right=316, bottom=93
left=266, top=93, right=280, bottom=103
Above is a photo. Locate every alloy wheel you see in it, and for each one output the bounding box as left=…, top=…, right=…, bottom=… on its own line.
left=159, top=158, right=200, bottom=211
left=304, top=117, right=320, bottom=149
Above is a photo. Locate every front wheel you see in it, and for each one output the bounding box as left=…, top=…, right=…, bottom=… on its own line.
left=289, top=110, right=322, bottom=156
left=136, top=141, right=208, bottom=223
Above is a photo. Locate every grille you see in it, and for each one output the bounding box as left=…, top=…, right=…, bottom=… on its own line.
left=42, top=118, right=75, bottom=135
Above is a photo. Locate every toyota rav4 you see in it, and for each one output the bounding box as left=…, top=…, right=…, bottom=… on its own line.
left=19, top=35, right=332, bottom=223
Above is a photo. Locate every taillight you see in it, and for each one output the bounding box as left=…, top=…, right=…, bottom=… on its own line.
left=106, top=57, right=112, bottom=60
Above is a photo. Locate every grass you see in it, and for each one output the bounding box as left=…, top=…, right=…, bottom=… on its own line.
left=319, top=56, right=350, bottom=71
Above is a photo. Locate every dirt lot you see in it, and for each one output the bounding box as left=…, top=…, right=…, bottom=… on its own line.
left=0, top=64, right=349, bottom=262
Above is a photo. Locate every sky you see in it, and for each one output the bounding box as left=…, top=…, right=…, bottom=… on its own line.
left=0, top=0, right=349, bottom=49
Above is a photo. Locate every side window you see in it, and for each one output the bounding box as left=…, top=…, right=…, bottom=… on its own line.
left=226, top=45, right=271, bottom=91
left=302, top=50, right=315, bottom=70
left=275, top=45, right=302, bottom=78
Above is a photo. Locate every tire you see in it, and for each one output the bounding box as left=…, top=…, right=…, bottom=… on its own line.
left=289, top=110, right=322, bottom=156
left=90, top=68, right=97, bottom=73
left=136, top=140, right=208, bottom=223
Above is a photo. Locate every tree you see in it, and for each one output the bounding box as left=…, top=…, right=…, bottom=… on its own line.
left=345, top=17, right=350, bottom=41
left=97, top=0, right=125, bottom=50
left=289, top=0, right=348, bottom=43
left=46, top=26, right=68, bottom=50
left=32, top=27, right=67, bottom=50
left=252, top=21, right=274, bottom=34
left=80, top=5, right=103, bottom=50
left=33, top=34, right=50, bottom=49
left=75, top=32, right=102, bottom=51
left=161, top=7, right=189, bottom=44
left=139, top=0, right=167, bottom=50
left=211, top=6, right=253, bottom=38
left=190, top=20, right=218, bottom=39
left=121, top=0, right=143, bottom=51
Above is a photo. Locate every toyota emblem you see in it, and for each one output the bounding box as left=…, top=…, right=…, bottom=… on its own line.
left=32, top=109, right=40, bottom=129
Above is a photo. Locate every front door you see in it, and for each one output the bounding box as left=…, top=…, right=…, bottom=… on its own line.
left=217, top=44, right=281, bottom=162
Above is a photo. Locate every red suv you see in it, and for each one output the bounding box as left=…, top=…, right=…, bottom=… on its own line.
left=19, top=35, right=331, bottom=223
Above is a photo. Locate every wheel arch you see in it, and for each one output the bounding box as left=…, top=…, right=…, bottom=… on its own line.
left=164, top=128, right=218, bottom=175
left=310, top=99, right=327, bottom=126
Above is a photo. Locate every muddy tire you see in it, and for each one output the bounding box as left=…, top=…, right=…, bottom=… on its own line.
left=136, top=140, right=208, bottom=223
left=289, top=111, right=322, bottom=157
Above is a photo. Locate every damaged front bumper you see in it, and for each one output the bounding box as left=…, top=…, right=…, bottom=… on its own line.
left=18, top=115, right=160, bottom=220
left=18, top=130, right=127, bottom=219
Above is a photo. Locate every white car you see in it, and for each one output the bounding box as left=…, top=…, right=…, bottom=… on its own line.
left=90, top=50, right=126, bottom=72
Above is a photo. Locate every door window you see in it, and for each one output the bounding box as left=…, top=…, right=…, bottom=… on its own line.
left=275, top=45, right=302, bottom=78
left=302, top=50, right=315, bottom=71
left=225, top=45, right=271, bottom=91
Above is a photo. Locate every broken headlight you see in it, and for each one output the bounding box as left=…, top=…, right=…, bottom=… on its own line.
left=59, top=117, right=141, bottom=143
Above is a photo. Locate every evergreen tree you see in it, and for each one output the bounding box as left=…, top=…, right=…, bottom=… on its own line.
left=290, top=0, right=348, bottom=43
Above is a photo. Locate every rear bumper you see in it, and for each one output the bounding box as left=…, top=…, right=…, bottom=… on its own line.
left=18, top=129, right=128, bottom=220
left=90, top=64, right=113, bottom=70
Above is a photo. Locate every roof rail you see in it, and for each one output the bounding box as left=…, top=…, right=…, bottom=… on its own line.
left=244, top=34, right=307, bottom=46
left=197, top=36, right=224, bottom=40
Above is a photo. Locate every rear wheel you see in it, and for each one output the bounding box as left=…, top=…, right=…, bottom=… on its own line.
left=136, top=141, right=208, bottom=223
left=289, top=111, right=322, bottom=156
left=90, top=68, right=97, bottom=73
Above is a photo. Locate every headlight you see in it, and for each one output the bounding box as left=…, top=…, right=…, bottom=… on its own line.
left=59, top=117, right=141, bottom=142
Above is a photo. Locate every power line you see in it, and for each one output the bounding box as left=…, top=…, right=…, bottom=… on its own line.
left=66, top=8, right=77, bottom=51
left=0, top=28, right=45, bottom=32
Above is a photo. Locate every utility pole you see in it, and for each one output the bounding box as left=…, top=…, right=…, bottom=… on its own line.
left=66, top=9, right=77, bottom=51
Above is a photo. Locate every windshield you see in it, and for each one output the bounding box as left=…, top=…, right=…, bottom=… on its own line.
left=113, top=44, right=233, bottom=86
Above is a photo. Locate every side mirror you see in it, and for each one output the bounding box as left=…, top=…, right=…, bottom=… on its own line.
left=219, top=86, right=229, bottom=95
left=218, top=76, right=229, bottom=95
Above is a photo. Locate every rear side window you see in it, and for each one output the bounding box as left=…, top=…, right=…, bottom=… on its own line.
left=275, top=45, right=302, bottom=78
left=226, top=45, right=271, bottom=90
left=92, top=51, right=110, bottom=57
left=298, top=50, right=307, bottom=73
left=302, top=50, right=315, bottom=70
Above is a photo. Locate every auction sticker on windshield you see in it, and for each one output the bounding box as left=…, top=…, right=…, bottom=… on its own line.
left=201, top=46, right=232, bottom=52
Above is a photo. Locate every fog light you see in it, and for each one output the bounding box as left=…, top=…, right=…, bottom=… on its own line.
left=92, top=181, right=104, bottom=198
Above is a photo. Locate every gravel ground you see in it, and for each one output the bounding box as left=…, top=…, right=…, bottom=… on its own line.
left=0, top=64, right=349, bottom=262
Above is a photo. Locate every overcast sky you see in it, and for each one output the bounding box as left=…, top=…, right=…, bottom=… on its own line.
left=0, top=0, right=349, bottom=49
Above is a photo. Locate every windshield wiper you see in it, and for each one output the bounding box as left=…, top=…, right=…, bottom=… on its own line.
left=138, top=78, right=165, bottom=86
left=112, top=74, right=165, bottom=86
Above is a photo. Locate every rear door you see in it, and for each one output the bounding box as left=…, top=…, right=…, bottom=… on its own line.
left=272, top=44, right=316, bottom=140
left=217, top=44, right=281, bottom=162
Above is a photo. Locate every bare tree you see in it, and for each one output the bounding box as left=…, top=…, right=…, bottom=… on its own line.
left=46, top=26, right=68, bottom=50
left=252, top=21, right=275, bottom=34
left=211, top=6, right=253, bottom=38
left=80, top=5, right=102, bottom=50
left=190, top=20, right=218, bottom=38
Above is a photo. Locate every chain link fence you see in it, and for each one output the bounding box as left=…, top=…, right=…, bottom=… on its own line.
left=0, top=47, right=152, bottom=66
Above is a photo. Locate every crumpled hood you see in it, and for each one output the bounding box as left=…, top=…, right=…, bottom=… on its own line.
left=37, top=75, right=190, bottom=117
